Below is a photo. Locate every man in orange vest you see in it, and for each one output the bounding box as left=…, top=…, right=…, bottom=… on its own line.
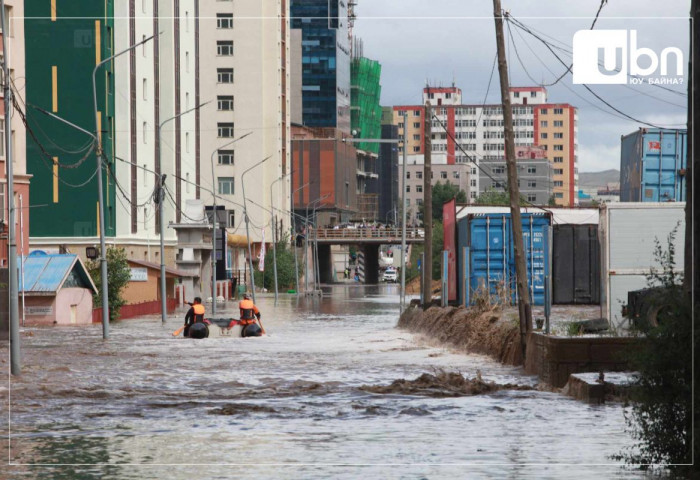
left=238, top=293, right=263, bottom=336
left=183, top=297, right=205, bottom=337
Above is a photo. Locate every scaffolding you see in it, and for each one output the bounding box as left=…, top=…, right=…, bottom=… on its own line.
left=351, top=56, right=382, bottom=155
left=353, top=193, right=379, bottom=222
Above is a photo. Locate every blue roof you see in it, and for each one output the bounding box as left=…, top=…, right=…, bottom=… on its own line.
left=20, top=254, right=97, bottom=295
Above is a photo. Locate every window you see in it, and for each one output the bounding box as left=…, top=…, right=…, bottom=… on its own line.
left=218, top=95, right=234, bottom=111
left=142, top=35, right=147, bottom=57
left=470, top=191, right=477, bottom=199
left=470, top=179, right=477, bottom=187
left=555, top=192, right=564, bottom=199
left=527, top=181, right=537, bottom=188
left=530, top=91, right=536, bottom=97
left=186, top=92, right=190, bottom=110
left=416, top=185, right=423, bottom=193
left=416, top=171, right=423, bottom=179
left=440, top=171, right=447, bottom=179
left=554, top=156, right=564, bottom=163
left=398, top=122, right=404, bottom=129
left=416, top=198, right=423, bottom=206
left=142, top=122, right=147, bottom=143
left=554, top=108, right=563, bottom=115
left=413, top=122, right=420, bottom=128
left=413, top=146, right=420, bottom=152
left=185, top=11, right=190, bottom=32
left=227, top=211, right=235, bottom=228
left=554, top=132, right=563, bottom=139
left=413, top=134, right=420, bottom=140
left=218, top=150, right=234, bottom=165
left=186, top=172, right=190, bottom=193
left=514, top=91, right=520, bottom=98
left=142, top=78, right=147, bottom=100
left=527, top=194, right=537, bottom=202
left=527, top=166, right=536, bottom=174
left=185, top=52, right=190, bottom=72
left=553, top=120, right=563, bottom=127
left=406, top=185, right=410, bottom=193
left=554, top=169, right=564, bottom=175
left=217, top=41, right=234, bottom=56
left=453, top=171, right=460, bottom=179
left=540, top=133, right=548, bottom=139
left=492, top=166, right=505, bottom=175
left=554, top=181, right=563, bottom=187
left=218, top=177, right=235, bottom=195
left=541, top=108, right=548, bottom=114
left=217, top=68, right=234, bottom=83
left=218, top=123, right=234, bottom=138
left=553, top=145, right=564, bottom=151
left=540, top=120, right=548, bottom=127
left=217, top=13, right=233, bottom=29
left=406, top=172, right=410, bottom=179
left=414, top=110, right=421, bottom=116
left=0, top=118, right=4, bottom=156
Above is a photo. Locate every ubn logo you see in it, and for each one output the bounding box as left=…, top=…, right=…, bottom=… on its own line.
left=572, top=30, right=683, bottom=84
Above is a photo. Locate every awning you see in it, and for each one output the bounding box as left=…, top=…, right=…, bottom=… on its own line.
left=228, top=234, right=249, bottom=247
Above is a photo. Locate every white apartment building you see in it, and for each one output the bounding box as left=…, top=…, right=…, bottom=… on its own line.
left=198, top=1, right=291, bottom=247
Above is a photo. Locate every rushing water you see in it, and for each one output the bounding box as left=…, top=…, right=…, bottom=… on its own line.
left=2, top=285, right=643, bottom=478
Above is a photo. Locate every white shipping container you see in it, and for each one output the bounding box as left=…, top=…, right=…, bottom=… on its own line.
left=599, top=202, right=685, bottom=330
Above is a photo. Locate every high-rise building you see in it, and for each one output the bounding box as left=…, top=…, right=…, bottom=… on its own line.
left=198, top=0, right=291, bottom=265
left=0, top=0, right=29, bottom=266
left=291, top=0, right=351, bottom=133
left=25, top=2, right=197, bottom=265
left=391, top=85, right=578, bottom=206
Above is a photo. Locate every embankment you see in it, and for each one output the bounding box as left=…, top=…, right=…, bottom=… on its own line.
left=398, top=305, right=523, bottom=365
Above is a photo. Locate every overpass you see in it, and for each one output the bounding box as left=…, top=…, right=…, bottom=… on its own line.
left=305, top=227, right=425, bottom=284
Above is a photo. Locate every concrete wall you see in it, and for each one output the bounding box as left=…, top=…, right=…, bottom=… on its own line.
left=524, top=332, right=636, bottom=388
left=56, top=288, right=93, bottom=325
left=0, top=268, right=7, bottom=340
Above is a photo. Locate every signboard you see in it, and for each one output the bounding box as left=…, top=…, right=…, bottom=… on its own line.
left=27, top=306, right=53, bottom=315
left=130, top=268, right=148, bottom=282
left=515, top=145, right=547, bottom=160
left=647, top=140, right=661, bottom=152
left=442, top=198, right=457, bottom=302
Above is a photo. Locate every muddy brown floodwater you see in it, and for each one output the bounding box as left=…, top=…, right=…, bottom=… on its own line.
left=2, top=285, right=641, bottom=478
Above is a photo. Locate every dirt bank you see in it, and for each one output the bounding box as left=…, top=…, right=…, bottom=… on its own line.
left=398, top=305, right=523, bottom=365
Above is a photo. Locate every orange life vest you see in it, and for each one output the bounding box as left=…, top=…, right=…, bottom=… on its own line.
left=239, top=299, right=259, bottom=322
left=193, top=303, right=205, bottom=322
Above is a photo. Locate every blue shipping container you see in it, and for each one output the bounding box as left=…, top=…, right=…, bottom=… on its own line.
left=620, top=128, right=686, bottom=202
left=458, top=213, right=550, bottom=306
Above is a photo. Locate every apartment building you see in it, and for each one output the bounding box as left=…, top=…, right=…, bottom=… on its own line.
left=391, top=86, right=578, bottom=206
left=0, top=0, right=29, bottom=266
left=198, top=0, right=291, bottom=252
left=25, top=1, right=198, bottom=266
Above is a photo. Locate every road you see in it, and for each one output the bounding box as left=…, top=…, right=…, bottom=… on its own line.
left=2, top=285, right=637, bottom=478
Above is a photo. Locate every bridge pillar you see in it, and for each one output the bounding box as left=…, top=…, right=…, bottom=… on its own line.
left=362, top=244, right=380, bottom=284
left=318, top=244, right=333, bottom=284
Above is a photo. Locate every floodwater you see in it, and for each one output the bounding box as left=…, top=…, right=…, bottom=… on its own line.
left=2, top=285, right=642, bottom=479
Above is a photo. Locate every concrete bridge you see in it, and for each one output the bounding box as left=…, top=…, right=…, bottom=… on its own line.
left=305, top=227, right=425, bottom=285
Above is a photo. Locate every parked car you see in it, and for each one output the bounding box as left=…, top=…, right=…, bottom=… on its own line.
left=382, top=268, right=397, bottom=283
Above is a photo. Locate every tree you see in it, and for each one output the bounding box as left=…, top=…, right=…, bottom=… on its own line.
left=418, top=181, right=467, bottom=222
left=254, top=235, right=299, bottom=291
left=87, top=247, right=132, bottom=322
left=475, top=187, right=529, bottom=206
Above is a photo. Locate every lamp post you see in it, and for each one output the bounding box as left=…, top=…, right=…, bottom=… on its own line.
left=269, top=171, right=293, bottom=305
left=157, top=101, right=210, bottom=324
left=241, top=156, right=272, bottom=303
left=290, top=182, right=309, bottom=295
left=342, top=130, right=407, bottom=314
left=90, top=34, right=156, bottom=338
left=209, top=132, right=253, bottom=314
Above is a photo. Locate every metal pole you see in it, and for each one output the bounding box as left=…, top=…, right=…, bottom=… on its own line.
left=270, top=172, right=292, bottom=304
left=441, top=250, right=448, bottom=307
left=290, top=182, right=309, bottom=296
left=212, top=165, right=218, bottom=314
left=92, top=33, right=156, bottom=339
left=20, top=195, right=25, bottom=327
left=419, top=252, right=425, bottom=306
left=400, top=112, right=408, bottom=315
left=422, top=101, right=433, bottom=311
left=2, top=0, right=20, bottom=373
left=241, top=156, right=272, bottom=303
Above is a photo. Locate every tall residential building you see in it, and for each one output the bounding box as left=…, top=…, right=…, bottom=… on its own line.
left=392, top=86, right=579, bottom=206
left=0, top=0, right=29, bottom=266
left=291, top=0, right=351, bottom=133
left=198, top=0, right=290, bottom=260
left=25, top=2, right=197, bottom=268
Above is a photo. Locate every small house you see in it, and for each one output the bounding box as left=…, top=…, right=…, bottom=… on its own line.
left=20, top=253, right=98, bottom=326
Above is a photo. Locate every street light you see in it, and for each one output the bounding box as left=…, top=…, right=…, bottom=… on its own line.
left=91, top=34, right=157, bottom=338
left=341, top=127, right=408, bottom=315
left=157, top=101, right=211, bottom=324
left=210, top=132, right=253, bottom=314
left=290, top=182, right=310, bottom=295
left=269, top=171, right=294, bottom=305
left=241, top=156, right=272, bottom=304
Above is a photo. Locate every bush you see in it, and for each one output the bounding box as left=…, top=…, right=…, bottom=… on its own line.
left=87, top=247, right=132, bottom=322
left=254, top=238, right=299, bottom=291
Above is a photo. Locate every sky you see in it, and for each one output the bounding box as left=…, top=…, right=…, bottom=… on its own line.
left=352, top=0, right=690, bottom=174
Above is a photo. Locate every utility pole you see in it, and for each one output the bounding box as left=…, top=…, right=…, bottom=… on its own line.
left=422, top=100, right=433, bottom=309
left=2, top=0, right=20, bottom=374
left=684, top=0, right=697, bottom=305
left=493, top=0, right=533, bottom=356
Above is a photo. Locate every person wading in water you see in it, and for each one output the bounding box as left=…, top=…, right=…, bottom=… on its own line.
left=237, top=293, right=264, bottom=337
left=183, top=297, right=205, bottom=337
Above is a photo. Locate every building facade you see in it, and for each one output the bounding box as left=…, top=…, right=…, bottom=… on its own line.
left=391, top=85, right=578, bottom=206
left=291, top=0, right=351, bottom=133
left=0, top=0, right=29, bottom=266
left=198, top=0, right=291, bottom=257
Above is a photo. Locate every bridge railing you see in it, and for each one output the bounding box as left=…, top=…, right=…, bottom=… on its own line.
left=310, top=227, right=425, bottom=240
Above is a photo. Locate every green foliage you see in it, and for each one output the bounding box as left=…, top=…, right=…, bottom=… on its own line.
left=87, top=247, right=132, bottom=322
left=548, top=194, right=557, bottom=206
left=475, top=188, right=528, bottom=206
left=254, top=238, right=299, bottom=291
left=418, top=181, right=468, bottom=222
left=614, top=227, right=692, bottom=472
left=431, top=220, right=443, bottom=281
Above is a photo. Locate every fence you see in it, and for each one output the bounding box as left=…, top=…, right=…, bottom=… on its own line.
left=92, top=298, right=178, bottom=323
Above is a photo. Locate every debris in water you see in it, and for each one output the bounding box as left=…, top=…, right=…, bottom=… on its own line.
left=360, top=370, right=533, bottom=398
left=208, top=403, right=278, bottom=415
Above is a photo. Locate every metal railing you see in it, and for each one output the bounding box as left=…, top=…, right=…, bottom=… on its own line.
left=310, top=227, right=425, bottom=241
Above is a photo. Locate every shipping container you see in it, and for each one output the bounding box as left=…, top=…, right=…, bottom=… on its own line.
left=458, top=212, right=551, bottom=306
left=553, top=224, right=600, bottom=305
left=599, top=203, right=685, bottom=331
left=620, top=128, right=687, bottom=202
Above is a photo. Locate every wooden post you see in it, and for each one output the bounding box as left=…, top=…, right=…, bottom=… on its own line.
left=493, top=0, right=533, bottom=357
left=422, top=101, right=433, bottom=309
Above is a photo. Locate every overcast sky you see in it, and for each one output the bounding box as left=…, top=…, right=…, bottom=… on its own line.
left=352, top=1, right=690, bottom=175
